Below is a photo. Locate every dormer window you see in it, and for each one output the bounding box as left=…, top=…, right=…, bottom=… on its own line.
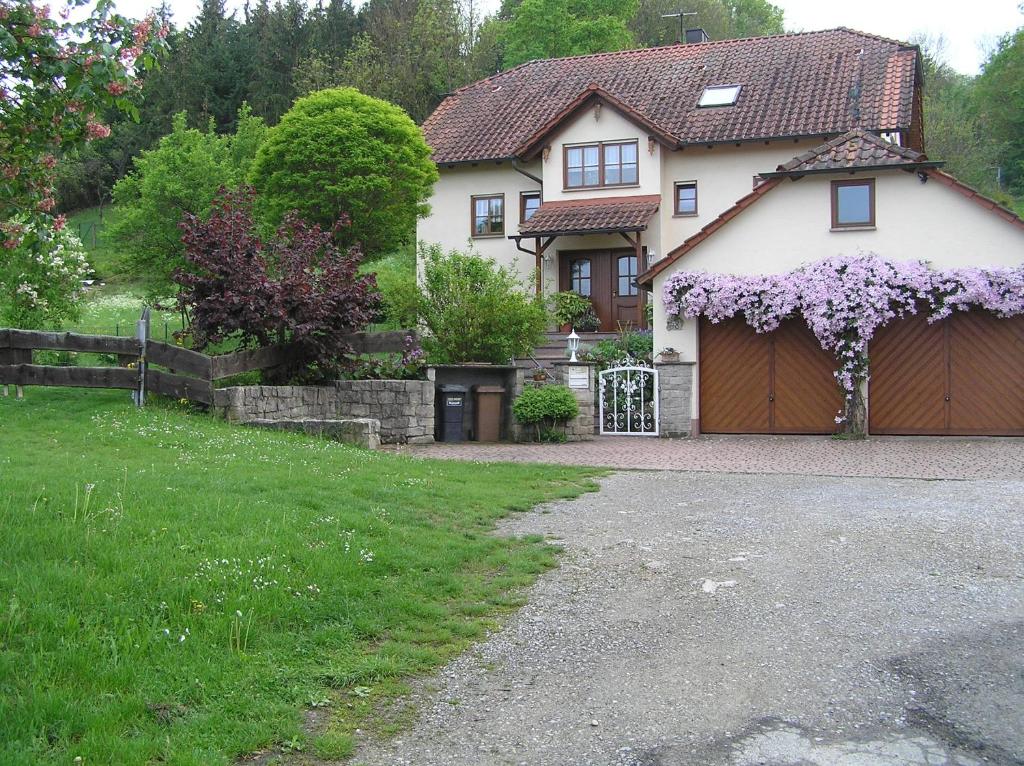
left=564, top=140, right=638, bottom=189
left=698, top=85, right=741, bottom=107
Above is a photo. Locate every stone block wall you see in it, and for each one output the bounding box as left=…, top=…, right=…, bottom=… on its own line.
left=332, top=380, right=434, bottom=444
left=656, top=361, right=695, bottom=437
left=212, top=380, right=435, bottom=444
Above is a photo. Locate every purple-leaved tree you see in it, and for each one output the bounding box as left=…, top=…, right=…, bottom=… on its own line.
left=175, top=188, right=380, bottom=383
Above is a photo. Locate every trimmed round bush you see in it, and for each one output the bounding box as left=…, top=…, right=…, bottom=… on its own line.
left=249, top=88, right=438, bottom=258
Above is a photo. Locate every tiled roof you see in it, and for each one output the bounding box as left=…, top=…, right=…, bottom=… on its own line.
left=515, top=195, right=661, bottom=237
left=764, top=129, right=936, bottom=176
left=424, top=28, right=920, bottom=164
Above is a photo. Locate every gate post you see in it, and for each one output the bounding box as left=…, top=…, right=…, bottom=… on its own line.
left=654, top=360, right=696, bottom=437
left=134, top=308, right=150, bottom=407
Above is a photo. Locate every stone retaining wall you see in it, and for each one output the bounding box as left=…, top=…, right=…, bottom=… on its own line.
left=213, top=380, right=435, bottom=444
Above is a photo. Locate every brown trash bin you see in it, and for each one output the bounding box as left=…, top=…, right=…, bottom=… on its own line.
left=473, top=385, right=505, bottom=442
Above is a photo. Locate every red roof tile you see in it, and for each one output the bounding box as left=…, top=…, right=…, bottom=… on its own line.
left=424, top=28, right=920, bottom=164
left=515, top=195, right=661, bottom=237
left=764, top=129, right=938, bottom=176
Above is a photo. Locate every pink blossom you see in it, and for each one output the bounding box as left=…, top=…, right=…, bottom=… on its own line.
left=41, top=154, right=57, bottom=169
left=663, top=254, right=1024, bottom=423
left=54, top=214, right=66, bottom=231
left=37, top=196, right=56, bottom=212
left=85, top=120, right=111, bottom=140
left=106, top=81, right=128, bottom=96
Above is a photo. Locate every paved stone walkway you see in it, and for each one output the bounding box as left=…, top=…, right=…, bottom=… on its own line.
left=388, top=435, right=1024, bottom=480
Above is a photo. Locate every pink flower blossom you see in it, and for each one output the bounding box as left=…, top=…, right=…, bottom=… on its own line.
left=54, top=214, right=66, bottom=231
left=106, top=82, right=128, bottom=96
left=663, top=254, right=1024, bottom=423
left=85, top=120, right=111, bottom=140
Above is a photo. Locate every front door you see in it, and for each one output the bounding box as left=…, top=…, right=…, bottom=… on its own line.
left=559, top=249, right=642, bottom=331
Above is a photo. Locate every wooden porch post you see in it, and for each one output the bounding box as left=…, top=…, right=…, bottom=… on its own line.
left=535, top=236, right=543, bottom=297
left=636, top=230, right=648, bottom=329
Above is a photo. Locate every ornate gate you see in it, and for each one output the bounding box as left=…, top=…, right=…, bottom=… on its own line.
left=599, top=363, right=659, bottom=436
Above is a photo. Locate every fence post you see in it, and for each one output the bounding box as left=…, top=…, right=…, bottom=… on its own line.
left=134, top=308, right=150, bottom=407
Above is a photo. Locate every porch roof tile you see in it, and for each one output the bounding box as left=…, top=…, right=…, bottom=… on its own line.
left=515, top=195, right=661, bottom=238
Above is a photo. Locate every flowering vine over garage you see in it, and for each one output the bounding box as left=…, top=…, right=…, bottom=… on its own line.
left=662, top=254, right=1024, bottom=432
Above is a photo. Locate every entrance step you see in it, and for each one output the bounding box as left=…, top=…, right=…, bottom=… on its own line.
left=515, top=332, right=622, bottom=371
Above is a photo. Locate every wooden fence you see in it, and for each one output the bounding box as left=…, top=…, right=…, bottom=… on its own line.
left=0, top=314, right=413, bottom=406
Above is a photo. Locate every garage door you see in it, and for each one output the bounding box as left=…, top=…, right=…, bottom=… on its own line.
left=869, top=311, right=1024, bottom=436
left=699, top=316, right=842, bottom=434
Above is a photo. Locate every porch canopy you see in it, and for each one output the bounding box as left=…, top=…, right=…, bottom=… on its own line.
left=509, top=194, right=660, bottom=296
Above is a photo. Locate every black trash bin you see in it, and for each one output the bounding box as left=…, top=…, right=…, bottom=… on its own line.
left=436, top=384, right=468, bottom=442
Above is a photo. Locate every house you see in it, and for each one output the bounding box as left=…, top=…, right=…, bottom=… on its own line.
left=418, top=28, right=1024, bottom=437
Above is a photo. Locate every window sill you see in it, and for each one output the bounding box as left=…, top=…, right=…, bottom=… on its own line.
left=471, top=233, right=506, bottom=239
left=562, top=184, right=641, bottom=193
left=673, top=212, right=699, bottom=218
left=831, top=225, right=876, bottom=232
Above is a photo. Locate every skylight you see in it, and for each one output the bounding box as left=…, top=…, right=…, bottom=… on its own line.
left=698, top=85, right=741, bottom=107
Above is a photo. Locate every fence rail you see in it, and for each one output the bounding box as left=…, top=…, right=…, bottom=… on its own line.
left=0, top=317, right=415, bottom=407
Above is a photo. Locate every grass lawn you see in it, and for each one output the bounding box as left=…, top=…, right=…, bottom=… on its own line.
left=0, top=389, right=600, bottom=764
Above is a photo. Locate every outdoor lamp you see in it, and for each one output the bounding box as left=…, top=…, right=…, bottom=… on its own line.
left=567, top=329, right=581, bottom=363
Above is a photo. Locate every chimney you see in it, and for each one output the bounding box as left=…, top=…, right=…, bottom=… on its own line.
left=685, top=28, right=710, bottom=44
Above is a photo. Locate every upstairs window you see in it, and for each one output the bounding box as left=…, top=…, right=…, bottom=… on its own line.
left=674, top=181, right=698, bottom=216
left=831, top=179, right=875, bottom=229
left=564, top=140, right=638, bottom=189
left=520, top=191, right=541, bottom=222
left=471, top=194, right=504, bottom=237
left=698, top=84, right=741, bottom=107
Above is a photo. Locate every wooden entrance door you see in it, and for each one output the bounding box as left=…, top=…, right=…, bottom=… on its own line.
left=699, top=316, right=842, bottom=434
left=560, top=249, right=641, bottom=331
left=869, top=312, right=1024, bottom=435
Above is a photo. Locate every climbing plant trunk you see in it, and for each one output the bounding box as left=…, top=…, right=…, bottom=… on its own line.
left=844, top=378, right=867, bottom=436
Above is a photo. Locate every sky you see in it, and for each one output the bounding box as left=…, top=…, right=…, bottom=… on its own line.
left=111, top=0, right=1023, bottom=74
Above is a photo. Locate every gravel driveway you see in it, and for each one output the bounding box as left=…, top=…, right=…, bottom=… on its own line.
left=352, top=472, right=1024, bottom=766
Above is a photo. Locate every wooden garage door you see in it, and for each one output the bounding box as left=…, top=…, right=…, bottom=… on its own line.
left=869, top=312, right=1024, bottom=435
left=700, top=317, right=842, bottom=434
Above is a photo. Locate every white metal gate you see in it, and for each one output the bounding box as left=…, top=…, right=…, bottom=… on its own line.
left=599, top=364, right=659, bottom=436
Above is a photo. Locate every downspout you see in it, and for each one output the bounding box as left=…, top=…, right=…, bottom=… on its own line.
left=511, top=159, right=545, bottom=296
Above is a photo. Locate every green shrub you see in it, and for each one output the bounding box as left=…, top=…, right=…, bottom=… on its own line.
left=369, top=246, right=419, bottom=329
left=111, top=107, right=267, bottom=299
left=413, top=243, right=548, bottom=364
left=512, top=384, right=579, bottom=441
left=249, top=88, right=438, bottom=259
left=582, top=327, right=653, bottom=369
left=550, top=290, right=600, bottom=331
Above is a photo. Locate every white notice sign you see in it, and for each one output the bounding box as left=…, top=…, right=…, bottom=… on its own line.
left=567, top=366, right=589, bottom=389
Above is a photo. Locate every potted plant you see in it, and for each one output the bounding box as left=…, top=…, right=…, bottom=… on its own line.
left=658, top=347, right=680, bottom=363
left=551, top=291, right=600, bottom=333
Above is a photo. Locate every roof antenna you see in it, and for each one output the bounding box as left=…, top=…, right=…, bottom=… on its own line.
left=661, top=10, right=697, bottom=44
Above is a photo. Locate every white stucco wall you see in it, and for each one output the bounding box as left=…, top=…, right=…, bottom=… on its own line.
left=417, top=162, right=542, bottom=287
left=657, top=140, right=822, bottom=257
left=650, top=168, right=1024, bottom=424
left=543, top=105, right=662, bottom=201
